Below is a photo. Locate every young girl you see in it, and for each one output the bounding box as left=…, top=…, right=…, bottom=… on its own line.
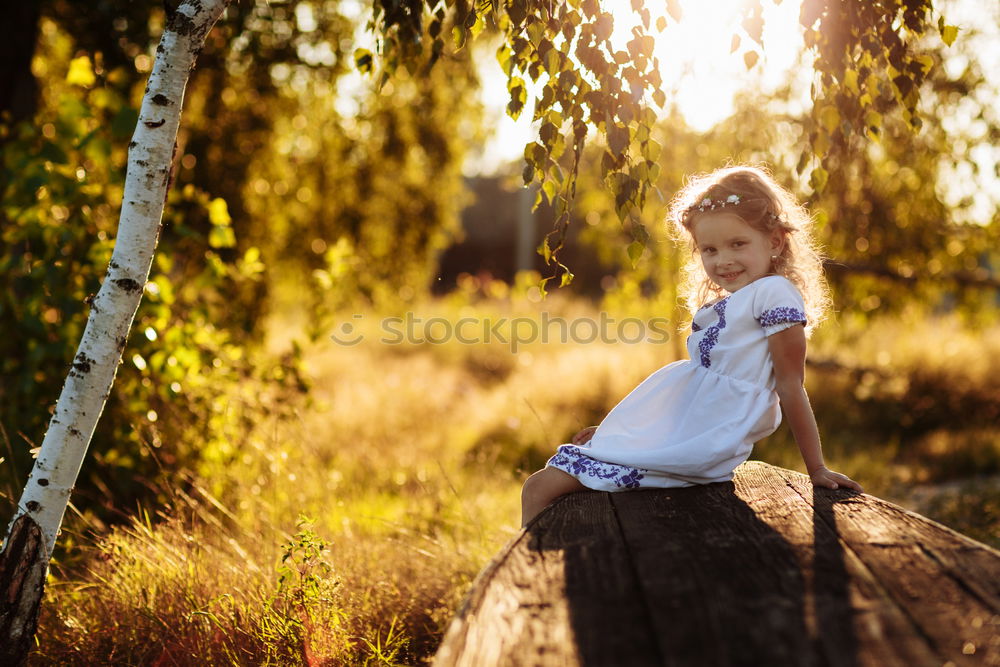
left=521, top=165, right=862, bottom=527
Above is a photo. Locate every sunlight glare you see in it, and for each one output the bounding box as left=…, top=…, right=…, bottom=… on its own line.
left=469, top=0, right=806, bottom=173
left=605, top=0, right=806, bottom=131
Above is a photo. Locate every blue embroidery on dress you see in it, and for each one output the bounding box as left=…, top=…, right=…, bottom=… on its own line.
left=758, top=307, right=806, bottom=328
left=697, top=297, right=730, bottom=368
left=548, top=445, right=645, bottom=489
left=691, top=322, right=702, bottom=332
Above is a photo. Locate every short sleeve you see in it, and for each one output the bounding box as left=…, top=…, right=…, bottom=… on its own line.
left=752, top=276, right=807, bottom=336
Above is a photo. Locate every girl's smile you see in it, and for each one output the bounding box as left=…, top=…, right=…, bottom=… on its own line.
left=691, top=213, right=783, bottom=292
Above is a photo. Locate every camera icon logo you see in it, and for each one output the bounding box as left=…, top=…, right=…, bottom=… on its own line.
left=329, top=314, right=364, bottom=346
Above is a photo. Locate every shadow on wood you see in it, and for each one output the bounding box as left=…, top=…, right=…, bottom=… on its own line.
left=434, top=461, right=1000, bottom=666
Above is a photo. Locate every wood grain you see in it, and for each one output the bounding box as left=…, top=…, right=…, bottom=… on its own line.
left=772, top=464, right=1000, bottom=666
left=434, top=461, right=1000, bottom=667
left=434, top=490, right=661, bottom=666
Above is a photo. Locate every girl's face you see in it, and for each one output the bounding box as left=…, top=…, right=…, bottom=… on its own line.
left=691, top=212, right=783, bottom=292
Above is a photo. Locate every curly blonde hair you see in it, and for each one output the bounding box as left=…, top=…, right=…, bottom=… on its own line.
left=667, top=164, right=831, bottom=334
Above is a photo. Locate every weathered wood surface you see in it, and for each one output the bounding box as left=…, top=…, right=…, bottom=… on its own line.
left=434, top=461, right=1000, bottom=667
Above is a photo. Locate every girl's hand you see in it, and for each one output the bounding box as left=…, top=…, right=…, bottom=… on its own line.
left=571, top=426, right=598, bottom=445
left=809, top=466, right=863, bottom=492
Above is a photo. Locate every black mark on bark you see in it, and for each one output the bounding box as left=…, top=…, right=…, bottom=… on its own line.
left=114, top=278, right=142, bottom=292
left=168, top=10, right=198, bottom=37
left=26, top=501, right=40, bottom=512
left=151, top=94, right=171, bottom=106
left=72, top=353, right=94, bottom=374
left=143, top=119, right=166, bottom=128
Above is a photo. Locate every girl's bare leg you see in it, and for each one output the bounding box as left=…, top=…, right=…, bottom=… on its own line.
left=520, top=467, right=588, bottom=527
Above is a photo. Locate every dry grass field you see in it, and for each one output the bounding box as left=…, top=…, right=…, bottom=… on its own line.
left=32, top=284, right=1000, bottom=665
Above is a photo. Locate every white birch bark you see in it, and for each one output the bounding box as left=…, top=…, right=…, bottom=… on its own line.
left=3, top=0, right=230, bottom=557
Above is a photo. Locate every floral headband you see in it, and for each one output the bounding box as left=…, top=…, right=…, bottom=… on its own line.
left=685, top=194, right=784, bottom=223
left=690, top=194, right=742, bottom=212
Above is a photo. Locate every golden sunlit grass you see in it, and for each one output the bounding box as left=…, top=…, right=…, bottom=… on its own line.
left=34, top=284, right=1000, bottom=664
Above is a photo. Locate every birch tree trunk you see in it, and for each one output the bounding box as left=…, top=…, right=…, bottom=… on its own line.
left=0, top=1, right=230, bottom=661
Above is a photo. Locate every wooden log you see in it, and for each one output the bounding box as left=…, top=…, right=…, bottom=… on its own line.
left=435, top=491, right=662, bottom=666
left=434, top=461, right=1000, bottom=667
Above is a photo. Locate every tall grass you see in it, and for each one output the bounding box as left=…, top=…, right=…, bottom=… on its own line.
left=32, top=287, right=1000, bottom=664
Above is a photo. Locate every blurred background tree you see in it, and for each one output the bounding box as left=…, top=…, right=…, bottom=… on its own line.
left=0, top=0, right=484, bottom=529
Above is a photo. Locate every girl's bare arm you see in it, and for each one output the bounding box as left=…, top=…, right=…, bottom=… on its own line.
left=767, top=325, right=863, bottom=492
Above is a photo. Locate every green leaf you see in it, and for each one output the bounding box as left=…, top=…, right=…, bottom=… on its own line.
left=538, top=237, right=552, bottom=263
left=525, top=18, right=545, bottom=46
left=545, top=48, right=561, bottom=75
left=541, top=179, right=557, bottom=204
left=893, top=74, right=914, bottom=100
left=795, top=151, right=810, bottom=175
left=647, top=161, right=660, bottom=182
left=627, top=240, right=644, bottom=267
left=808, top=166, right=828, bottom=192
left=470, top=13, right=485, bottom=39
left=606, top=123, right=629, bottom=158
left=496, top=45, right=514, bottom=76
left=842, top=68, right=860, bottom=95
left=530, top=142, right=547, bottom=168
left=539, top=121, right=558, bottom=147
left=66, top=56, right=96, bottom=87
left=812, top=131, right=830, bottom=157
left=631, top=220, right=650, bottom=245
left=865, top=110, right=882, bottom=131
left=207, top=198, right=231, bottom=226
left=641, top=139, right=661, bottom=162
left=209, top=225, right=236, bottom=249
left=818, top=105, right=839, bottom=133
left=354, top=49, right=373, bottom=74
left=941, top=25, right=958, bottom=47
left=537, top=276, right=550, bottom=298
left=507, top=78, right=527, bottom=120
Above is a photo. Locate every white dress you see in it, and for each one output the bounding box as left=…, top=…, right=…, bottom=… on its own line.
left=546, top=275, right=808, bottom=491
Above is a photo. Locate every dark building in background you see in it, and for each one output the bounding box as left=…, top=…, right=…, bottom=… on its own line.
left=435, top=175, right=610, bottom=296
